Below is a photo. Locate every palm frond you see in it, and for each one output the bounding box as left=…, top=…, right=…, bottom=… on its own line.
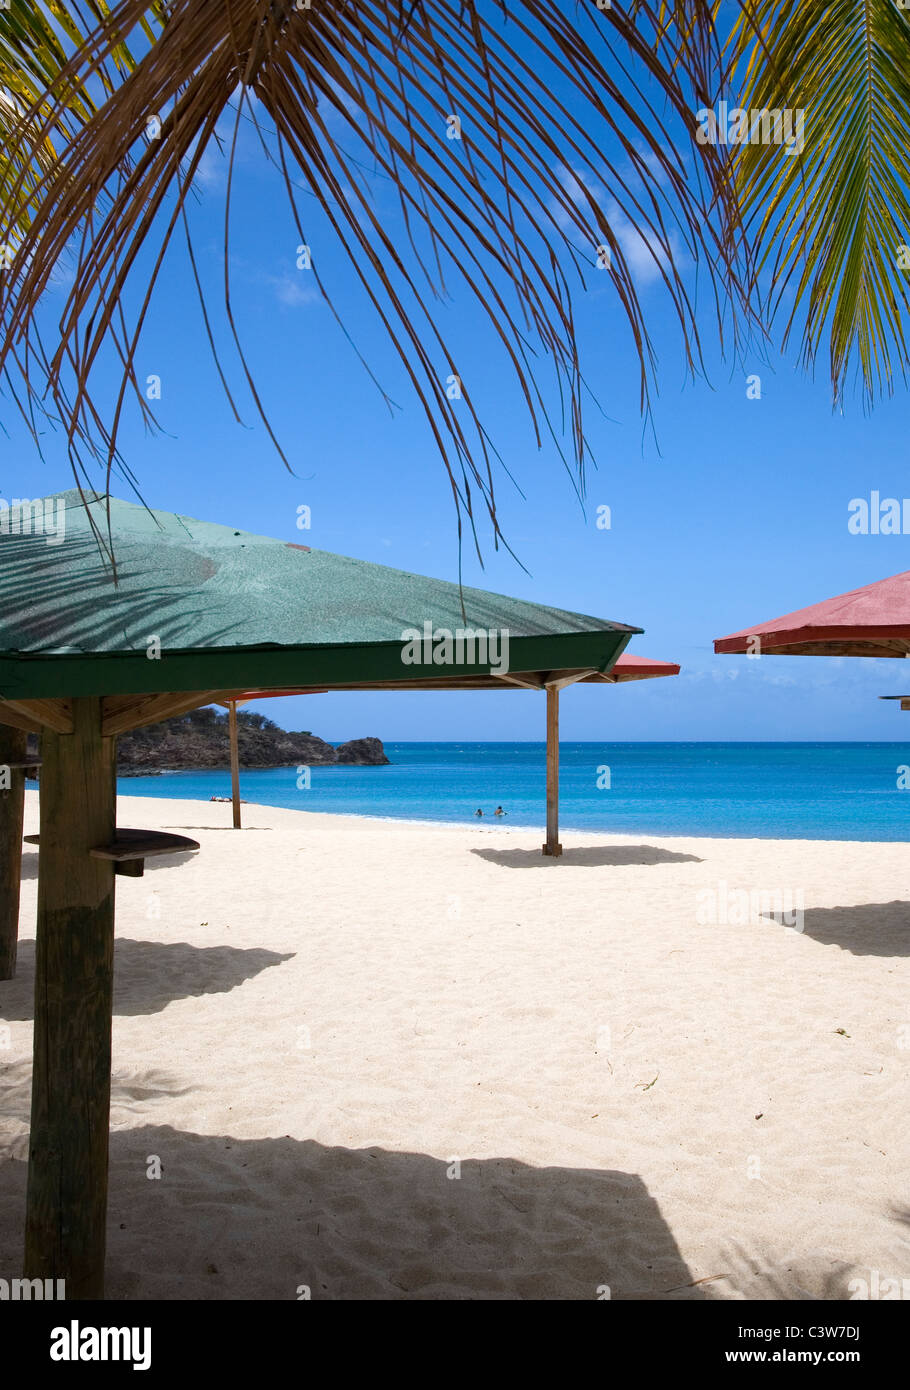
left=0, top=2, right=163, bottom=242
left=0, top=0, right=750, bottom=550
left=727, top=0, right=910, bottom=404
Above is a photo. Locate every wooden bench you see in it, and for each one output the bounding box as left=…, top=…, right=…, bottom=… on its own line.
left=24, top=828, right=200, bottom=877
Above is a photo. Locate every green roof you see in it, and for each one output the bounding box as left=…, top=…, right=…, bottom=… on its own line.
left=0, top=491, right=641, bottom=699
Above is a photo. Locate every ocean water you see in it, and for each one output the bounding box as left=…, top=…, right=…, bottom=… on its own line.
left=118, top=742, right=910, bottom=842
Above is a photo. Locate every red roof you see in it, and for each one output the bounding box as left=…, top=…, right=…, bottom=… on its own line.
left=715, top=570, right=910, bottom=657
left=603, top=654, right=680, bottom=682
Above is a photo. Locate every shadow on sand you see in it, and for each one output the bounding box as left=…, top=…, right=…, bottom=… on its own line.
left=163, top=826, right=273, bottom=832
left=18, top=851, right=38, bottom=881
left=0, top=938, right=293, bottom=1019
left=769, top=901, right=910, bottom=958
left=471, top=844, right=703, bottom=869
left=0, top=1125, right=708, bottom=1300
left=17, top=845, right=233, bottom=880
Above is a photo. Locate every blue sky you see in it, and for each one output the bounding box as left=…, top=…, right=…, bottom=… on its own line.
left=7, top=89, right=910, bottom=744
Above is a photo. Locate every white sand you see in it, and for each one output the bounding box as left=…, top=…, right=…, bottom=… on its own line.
left=1, top=789, right=908, bottom=1300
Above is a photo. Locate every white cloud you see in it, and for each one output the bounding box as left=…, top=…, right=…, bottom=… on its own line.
left=194, top=145, right=226, bottom=190
left=551, top=164, right=683, bottom=287
left=269, top=274, right=318, bottom=308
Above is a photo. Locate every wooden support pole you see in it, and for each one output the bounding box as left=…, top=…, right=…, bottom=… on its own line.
left=0, top=726, right=27, bottom=979
left=542, top=684, right=562, bottom=857
left=228, top=699, right=242, bottom=829
left=24, top=696, right=116, bottom=1299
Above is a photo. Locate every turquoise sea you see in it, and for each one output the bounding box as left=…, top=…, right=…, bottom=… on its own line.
left=118, top=742, right=910, bottom=842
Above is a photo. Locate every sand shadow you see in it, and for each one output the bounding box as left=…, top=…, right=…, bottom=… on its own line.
left=143, top=852, right=198, bottom=870
left=718, top=1224, right=910, bottom=1300
left=0, top=939, right=294, bottom=1019
left=18, top=847, right=202, bottom=877
left=471, top=844, right=703, bottom=869
left=785, top=901, right=910, bottom=958
left=164, top=826, right=273, bottom=832
left=18, top=851, right=38, bottom=880
left=0, top=1127, right=707, bottom=1300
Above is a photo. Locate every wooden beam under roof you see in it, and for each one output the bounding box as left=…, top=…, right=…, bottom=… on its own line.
left=543, top=668, right=599, bottom=690
left=0, top=697, right=73, bottom=734
left=249, top=671, right=601, bottom=693
left=200, top=669, right=638, bottom=697
left=0, top=664, right=635, bottom=741
left=493, top=673, right=546, bottom=690
left=100, top=689, right=248, bottom=736
left=0, top=665, right=631, bottom=740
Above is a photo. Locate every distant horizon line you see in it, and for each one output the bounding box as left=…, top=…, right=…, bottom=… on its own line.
left=330, top=738, right=910, bottom=745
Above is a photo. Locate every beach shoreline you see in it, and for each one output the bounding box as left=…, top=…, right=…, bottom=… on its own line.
left=112, top=741, right=910, bottom=843
left=109, top=784, right=910, bottom=844
left=2, top=790, right=907, bottom=1299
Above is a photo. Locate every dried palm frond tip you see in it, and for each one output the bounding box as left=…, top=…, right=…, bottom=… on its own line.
left=0, top=0, right=749, bottom=553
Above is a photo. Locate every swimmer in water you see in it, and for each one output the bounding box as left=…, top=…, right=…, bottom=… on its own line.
left=494, top=806, right=506, bottom=817
left=474, top=808, right=484, bottom=817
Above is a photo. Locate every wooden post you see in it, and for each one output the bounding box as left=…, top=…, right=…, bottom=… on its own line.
left=228, top=699, right=242, bottom=829
left=0, top=726, right=27, bottom=979
left=542, top=684, right=562, bottom=856
left=24, top=697, right=116, bottom=1299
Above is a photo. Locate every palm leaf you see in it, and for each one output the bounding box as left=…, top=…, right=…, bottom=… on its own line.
left=727, top=0, right=910, bottom=403
left=0, top=0, right=750, bottom=550
left=0, top=1, right=163, bottom=242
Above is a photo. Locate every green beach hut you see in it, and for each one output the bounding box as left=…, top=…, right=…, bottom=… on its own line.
left=0, top=489, right=646, bottom=1297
